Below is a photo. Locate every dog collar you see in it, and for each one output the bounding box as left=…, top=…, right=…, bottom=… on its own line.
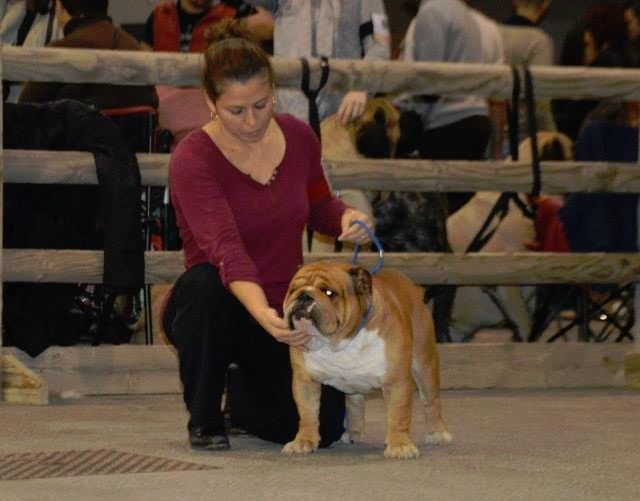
left=353, top=304, right=373, bottom=335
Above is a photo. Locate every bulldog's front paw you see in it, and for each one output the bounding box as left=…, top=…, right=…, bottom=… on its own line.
left=425, top=430, right=453, bottom=445
left=282, top=438, right=319, bottom=455
left=383, top=441, right=420, bottom=459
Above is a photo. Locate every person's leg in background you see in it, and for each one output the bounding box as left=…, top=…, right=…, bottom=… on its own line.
left=419, top=115, right=492, bottom=215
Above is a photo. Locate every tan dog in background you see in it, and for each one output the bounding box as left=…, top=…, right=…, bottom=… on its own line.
left=308, top=98, right=401, bottom=253
left=282, top=261, right=452, bottom=459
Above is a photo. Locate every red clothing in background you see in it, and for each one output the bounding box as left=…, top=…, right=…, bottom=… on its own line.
left=525, top=197, right=570, bottom=252
left=169, top=113, right=346, bottom=311
left=151, top=1, right=236, bottom=53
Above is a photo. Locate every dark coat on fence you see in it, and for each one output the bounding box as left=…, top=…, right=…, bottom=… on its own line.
left=3, top=100, right=145, bottom=356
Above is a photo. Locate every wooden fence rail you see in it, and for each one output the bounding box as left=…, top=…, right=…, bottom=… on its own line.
left=6, top=47, right=640, bottom=100
left=3, top=249, right=640, bottom=286
left=6, top=149, right=640, bottom=193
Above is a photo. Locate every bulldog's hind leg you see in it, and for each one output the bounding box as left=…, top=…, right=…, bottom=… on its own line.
left=282, top=353, right=322, bottom=455
left=412, top=303, right=453, bottom=446
left=341, top=394, right=365, bottom=444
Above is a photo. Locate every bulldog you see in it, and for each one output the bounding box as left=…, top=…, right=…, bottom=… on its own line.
left=282, top=261, right=452, bottom=459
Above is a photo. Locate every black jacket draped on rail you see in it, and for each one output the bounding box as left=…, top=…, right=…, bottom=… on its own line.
left=3, top=100, right=144, bottom=356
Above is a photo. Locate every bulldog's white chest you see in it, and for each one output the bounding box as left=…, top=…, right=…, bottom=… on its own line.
left=302, top=328, right=387, bottom=394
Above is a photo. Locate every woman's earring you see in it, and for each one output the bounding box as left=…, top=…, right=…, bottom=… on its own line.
left=210, top=110, right=217, bottom=121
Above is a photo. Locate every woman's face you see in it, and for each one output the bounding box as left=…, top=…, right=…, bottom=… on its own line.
left=583, top=30, right=598, bottom=66
left=211, top=75, right=274, bottom=144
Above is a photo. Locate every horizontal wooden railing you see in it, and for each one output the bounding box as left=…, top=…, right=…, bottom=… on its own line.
left=3, top=249, right=639, bottom=286
left=5, top=46, right=640, bottom=100
left=5, top=149, right=640, bottom=193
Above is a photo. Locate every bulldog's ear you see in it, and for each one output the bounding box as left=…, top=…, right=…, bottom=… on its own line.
left=349, top=266, right=372, bottom=297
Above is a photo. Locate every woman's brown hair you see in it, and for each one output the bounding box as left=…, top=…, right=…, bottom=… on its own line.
left=202, top=19, right=274, bottom=102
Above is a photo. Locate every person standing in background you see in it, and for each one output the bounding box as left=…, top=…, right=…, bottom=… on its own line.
left=255, top=0, right=390, bottom=126
left=502, top=0, right=554, bottom=70
left=505, top=0, right=551, bottom=27
left=624, top=1, right=640, bottom=66
left=400, top=0, right=491, bottom=213
left=466, top=1, right=506, bottom=159
left=554, top=3, right=631, bottom=142
left=1, top=0, right=59, bottom=46
left=501, top=0, right=556, bottom=140
left=2, top=0, right=62, bottom=102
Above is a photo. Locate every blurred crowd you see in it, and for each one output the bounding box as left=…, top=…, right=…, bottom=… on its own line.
left=4, top=0, right=640, bottom=156
left=2, top=0, right=640, bottom=348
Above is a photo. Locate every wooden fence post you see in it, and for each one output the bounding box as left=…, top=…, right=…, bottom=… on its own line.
left=0, top=45, right=4, bottom=395
left=0, top=49, right=48, bottom=404
left=627, top=141, right=640, bottom=388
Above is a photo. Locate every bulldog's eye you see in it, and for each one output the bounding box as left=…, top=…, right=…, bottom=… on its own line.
left=323, top=288, right=337, bottom=298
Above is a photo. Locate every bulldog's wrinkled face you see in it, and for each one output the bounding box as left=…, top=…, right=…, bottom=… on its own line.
left=283, top=262, right=372, bottom=348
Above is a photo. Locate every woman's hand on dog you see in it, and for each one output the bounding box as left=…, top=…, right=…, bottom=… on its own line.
left=257, top=307, right=311, bottom=351
left=338, top=208, right=375, bottom=245
left=338, top=91, right=367, bottom=125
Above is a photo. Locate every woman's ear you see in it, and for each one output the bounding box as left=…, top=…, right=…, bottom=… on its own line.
left=203, top=91, right=216, bottom=116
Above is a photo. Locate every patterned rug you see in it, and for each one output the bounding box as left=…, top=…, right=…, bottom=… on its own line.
left=0, top=449, right=218, bottom=480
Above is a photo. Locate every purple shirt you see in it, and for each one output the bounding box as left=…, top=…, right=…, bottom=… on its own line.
left=169, top=113, right=346, bottom=310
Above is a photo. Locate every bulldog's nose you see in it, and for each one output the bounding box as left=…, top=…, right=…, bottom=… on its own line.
left=297, top=292, right=313, bottom=303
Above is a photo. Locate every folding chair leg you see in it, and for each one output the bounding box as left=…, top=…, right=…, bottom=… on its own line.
left=143, top=284, right=153, bottom=344
left=143, top=185, right=154, bottom=345
left=529, top=285, right=569, bottom=341
left=577, top=288, right=590, bottom=342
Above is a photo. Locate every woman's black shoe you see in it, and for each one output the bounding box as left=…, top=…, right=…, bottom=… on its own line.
left=188, top=426, right=230, bottom=451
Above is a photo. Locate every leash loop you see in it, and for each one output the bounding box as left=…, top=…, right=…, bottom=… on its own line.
left=350, top=220, right=384, bottom=275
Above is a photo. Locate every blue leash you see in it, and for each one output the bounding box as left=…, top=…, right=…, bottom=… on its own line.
left=350, top=220, right=384, bottom=275
left=343, top=221, right=382, bottom=436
